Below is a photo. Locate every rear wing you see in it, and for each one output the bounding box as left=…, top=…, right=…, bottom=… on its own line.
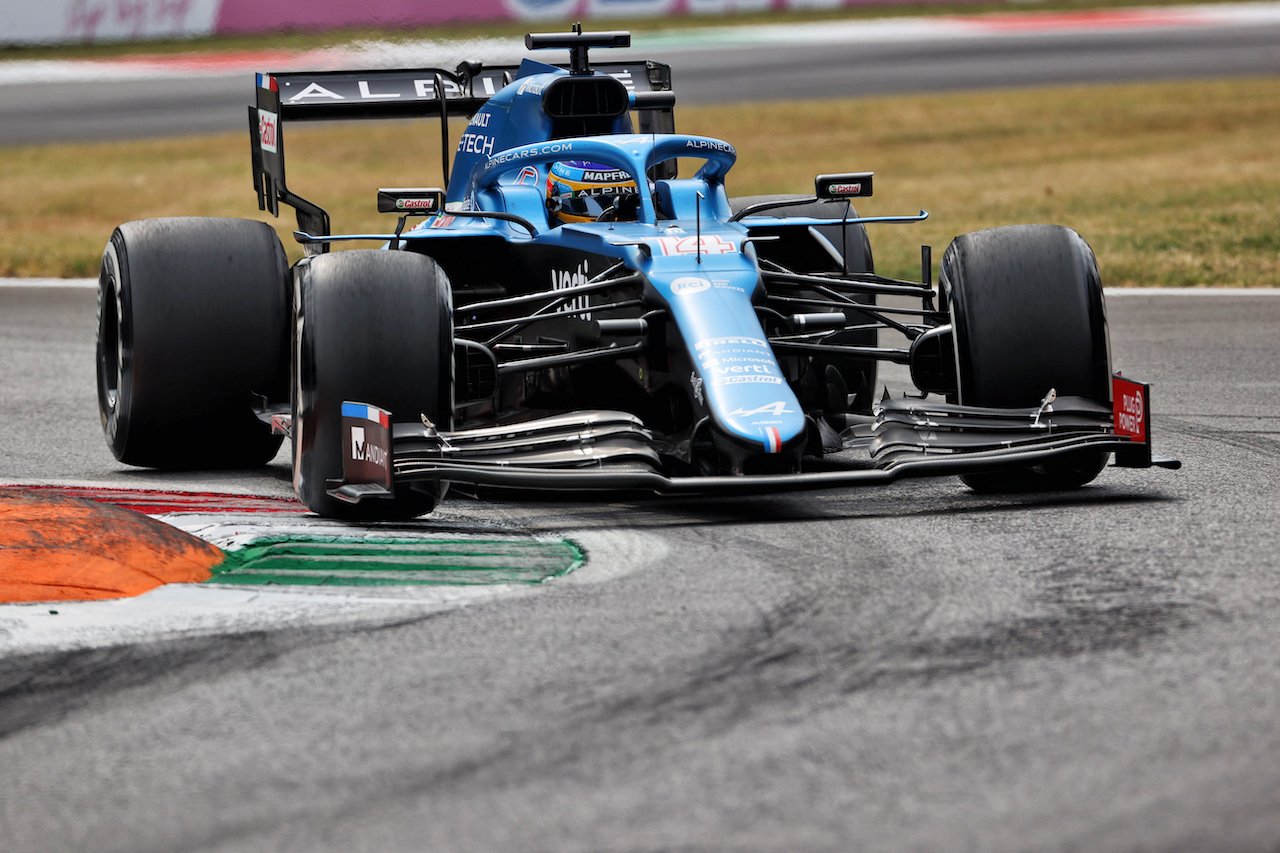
left=249, top=60, right=674, bottom=253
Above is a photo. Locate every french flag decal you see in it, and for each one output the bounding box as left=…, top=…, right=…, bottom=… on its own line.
left=256, top=73, right=278, bottom=92
left=341, top=402, right=390, bottom=427
left=762, top=426, right=782, bottom=454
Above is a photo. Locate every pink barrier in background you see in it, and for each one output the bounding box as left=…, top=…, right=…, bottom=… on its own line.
left=214, top=0, right=513, bottom=34
left=213, top=1, right=814, bottom=36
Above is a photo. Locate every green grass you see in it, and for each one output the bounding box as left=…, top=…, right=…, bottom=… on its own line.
left=3, top=77, right=1277, bottom=286
left=681, top=78, right=1280, bottom=287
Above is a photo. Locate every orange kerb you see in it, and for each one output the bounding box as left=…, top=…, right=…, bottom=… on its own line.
left=0, top=488, right=223, bottom=603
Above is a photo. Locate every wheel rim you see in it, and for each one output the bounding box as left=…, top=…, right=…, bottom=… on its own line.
left=97, top=250, right=123, bottom=423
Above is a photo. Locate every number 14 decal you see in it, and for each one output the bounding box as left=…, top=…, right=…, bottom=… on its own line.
left=656, top=235, right=737, bottom=256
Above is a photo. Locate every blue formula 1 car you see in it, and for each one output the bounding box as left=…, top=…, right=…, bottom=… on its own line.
left=96, top=28, right=1177, bottom=519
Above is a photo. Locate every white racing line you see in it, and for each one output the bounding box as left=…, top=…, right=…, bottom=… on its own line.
left=1, top=3, right=1279, bottom=85
left=0, top=278, right=97, bottom=287
left=0, top=582, right=515, bottom=655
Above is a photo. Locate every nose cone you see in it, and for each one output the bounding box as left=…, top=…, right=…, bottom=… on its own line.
left=694, top=332, right=806, bottom=454
left=650, top=267, right=806, bottom=456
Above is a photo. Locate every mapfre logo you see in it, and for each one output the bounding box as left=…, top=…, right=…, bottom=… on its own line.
left=258, top=109, right=278, bottom=154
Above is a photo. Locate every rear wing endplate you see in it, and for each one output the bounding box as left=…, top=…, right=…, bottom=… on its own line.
left=249, top=61, right=673, bottom=254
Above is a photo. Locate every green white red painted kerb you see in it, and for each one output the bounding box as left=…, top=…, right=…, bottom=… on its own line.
left=208, top=535, right=583, bottom=587
left=10, top=485, right=585, bottom=591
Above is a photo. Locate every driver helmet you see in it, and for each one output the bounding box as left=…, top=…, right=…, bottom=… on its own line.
left=546, top=160, right=638, bottom=224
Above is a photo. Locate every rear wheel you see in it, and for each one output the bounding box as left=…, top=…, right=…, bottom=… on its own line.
left=941, top=224, right=1111, bottom=491
left=730, top=194, right=877, bottom=414
left=293, top=250, right=454, bottom=520
left=97, top=217, right=288, bottom=469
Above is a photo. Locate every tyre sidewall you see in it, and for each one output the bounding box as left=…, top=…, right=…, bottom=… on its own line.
left=97, top=233, right=133, bottom=459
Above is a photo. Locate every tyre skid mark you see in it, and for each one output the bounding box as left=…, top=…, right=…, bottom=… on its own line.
left=14, top=484, right=301, bottom=515
left=1160, top=416, right=1280, bottom=461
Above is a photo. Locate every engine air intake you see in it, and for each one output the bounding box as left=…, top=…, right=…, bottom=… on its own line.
left=543, top=76, right=629, bottom=120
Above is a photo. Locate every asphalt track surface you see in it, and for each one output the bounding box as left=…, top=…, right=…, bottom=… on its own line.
left=4, top=283, right=1280, bottom=851
left=1, top=8, right=1279, bottom=146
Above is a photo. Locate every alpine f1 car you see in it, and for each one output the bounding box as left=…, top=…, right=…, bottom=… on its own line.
left=96, top=28, right=1178, bottom=519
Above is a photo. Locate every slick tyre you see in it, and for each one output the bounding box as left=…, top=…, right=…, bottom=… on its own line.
left=97, top=217, right=289, bottom=469
left=292, top=250, right=453, bottom=520
left=730, top=194, right=877, bottom=414
left=940, top=224, right=1111, bottom=492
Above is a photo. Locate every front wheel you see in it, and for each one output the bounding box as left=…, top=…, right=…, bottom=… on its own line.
left=941, top=224, right=1111, bottom=492
left=293, top=250, right=454, bottom=520
left=97, top=217, right=289, bottom=469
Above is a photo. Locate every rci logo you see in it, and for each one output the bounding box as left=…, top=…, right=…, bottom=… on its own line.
left=670, top=276, right=711, bottom=296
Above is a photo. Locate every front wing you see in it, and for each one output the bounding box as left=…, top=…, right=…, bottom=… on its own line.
left=325, top=377, right=1178, bottom=504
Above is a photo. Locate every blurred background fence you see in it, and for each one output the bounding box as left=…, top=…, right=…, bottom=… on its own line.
left=4, top=0, right=973, bottom=46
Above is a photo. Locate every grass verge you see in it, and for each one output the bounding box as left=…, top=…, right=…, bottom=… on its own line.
left=2, top=76, right=1276, bottom=286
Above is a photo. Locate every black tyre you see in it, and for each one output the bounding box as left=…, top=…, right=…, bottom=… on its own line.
left=940, top=224, right=1111, bottom=491
left=730, top=194, right=877, bottom=414
left=293, top=250, right=454, bottom=520
left=97, top=217, right=289, bottom=469
left=729, top=195, right=874, bottom=275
